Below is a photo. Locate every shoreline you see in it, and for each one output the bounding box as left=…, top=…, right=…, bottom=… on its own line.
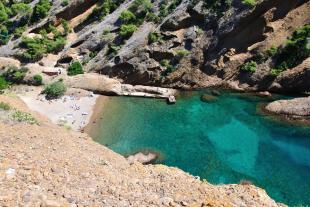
left=83, top=95, right=109, bottom=135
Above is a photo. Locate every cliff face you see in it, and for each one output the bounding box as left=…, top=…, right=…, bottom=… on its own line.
left=0, top=0, right=308, bottom=93
left=0, top=95, right=286, bottom=206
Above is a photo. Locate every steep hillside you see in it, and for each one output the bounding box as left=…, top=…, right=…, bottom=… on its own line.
left=0, top=94, right=286, bottom=206
left=0, top=0, right=308, bottom=93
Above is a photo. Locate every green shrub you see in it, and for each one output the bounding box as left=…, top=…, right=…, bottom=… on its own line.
left=0, top=102, right=10, bottom=110
left=242, top=0, right=256, bottom=7
left=266, top=45, right=278, bottom=57
left=240, top=60, right=257, bottom=73
left=201, top=0, right=232, bottom=17
left=270, top=68, right=282, bottom=77
left=0, top=2, right=9, bottom=23
left=146, top=12, right=160, bottom=23
left=175, top=49, right=190, bottom=58
left=42, top=80, right=67, bottom=99
left=60, top=19, right=71, bottom=35
left=61, top=0, right=69, bottom=6
left=160, top=59, right=176, bottom=76
left=272, top=25, right=310, bottom=74
left=13, top=26, right=27, bottom=38
left=11, top=3, right=32, bottom=16
left=162, top=64, right=176, bottom=76
left=2, top=66, right=27, bottom=84
left=67, top=61, right=84, bottom=76
left=119, top=24, right=137, bottom=38
left=160, top=59, right=169, bottom=67
left=32, top=0, right=52, bottom=22
left=106, top=43, right=121, bottom=56
left=12, top=110, right=38, bottom=124
left=119, top=10, right=136, bottom=24
left=0, top=76, right=8, bottom=90
left=33, top=74, right=43, bottom=85
left=148, top=32, right=162, bottom=44
left=19, top=25, right=67, bottom=61
left=0, top=25, right=10, bottom=45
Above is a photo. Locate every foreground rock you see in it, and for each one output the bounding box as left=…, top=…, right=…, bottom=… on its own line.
left=265, top=96, right=310, bottom=120
left=0, top=95, right=285, bottom=206
left=127, top=152, right=158, bottom=164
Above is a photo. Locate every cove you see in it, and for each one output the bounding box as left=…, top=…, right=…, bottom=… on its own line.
left=87, top=90, right=310, bottom=206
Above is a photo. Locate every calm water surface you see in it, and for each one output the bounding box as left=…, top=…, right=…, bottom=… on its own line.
left=89, top=91, right=310, bottom=206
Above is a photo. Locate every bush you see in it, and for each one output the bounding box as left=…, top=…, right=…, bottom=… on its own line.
left=0, top=76, right=8, bottom=90
left=240, top=60, right=257, bottom=73
left=160, top=59, right=169, bottom=67
left=67, top=61, right=84, bottom=76
left=266, top=45, right=277, bottom=57
left=13, top=26, right=27, bottom=38
left=33, top=74, right=43, bottom=85
left=270, top=68, right=282, bottom=77
left=119, top=24, right=137, bottom=38
left=61, top=0, right=69, bottom=7
left=0, top=102, right=10, bottom=110
left=2, top=66, right=27, bottom=84
left=32, top=0, right=51, bottom=22
left=19, top=26, right=67, bottom=61
left=12, top=110, right=38, bottom=124
left=0, top=25, right=10, bottom=45
left=106, top=43, right=121, bottom=56
left=272, top=25, right=310, bottom=74
left=60, top=19, right=71, bottom=35
left=242, top=0, right=256, bottom=7
left=119, top=10, right=136, bottom=24
left=175, top=49, right=190, bottom=58
left=11, top=3, right=32, bottom=16
left=42, top=80, right=67, bottom=99
left=148, top=32, right=162, bottom=44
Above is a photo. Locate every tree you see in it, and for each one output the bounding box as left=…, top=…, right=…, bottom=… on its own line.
left=32, top=0, right=51, bottom=22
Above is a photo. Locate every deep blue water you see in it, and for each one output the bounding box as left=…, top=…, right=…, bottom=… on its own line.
left=89, top=91, right=310, bottom=206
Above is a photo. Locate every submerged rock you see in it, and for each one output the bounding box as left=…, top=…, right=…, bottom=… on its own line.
left=200, top=94, right=217, bottom=103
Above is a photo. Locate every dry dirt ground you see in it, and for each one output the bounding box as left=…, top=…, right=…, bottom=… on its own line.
left=0, top=95, right=286, bottom=207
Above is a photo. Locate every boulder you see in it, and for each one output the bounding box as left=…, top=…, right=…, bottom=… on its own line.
left=265, top=96, right=310, bottom=118
left=127, top=152, right=158, bottom=164
left=200, top=94, right=217, bottom=102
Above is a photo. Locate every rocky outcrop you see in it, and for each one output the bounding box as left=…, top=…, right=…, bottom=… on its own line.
left=0, top=95, right=286, bottom=206
left=66, top=73, right=177, bottom=98
left=265, top=96, right=310, bottom=119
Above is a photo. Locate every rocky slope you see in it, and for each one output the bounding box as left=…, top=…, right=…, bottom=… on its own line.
left=0, top=0, right=308, bottom=93
left=0, top=94, right=286, bottom=206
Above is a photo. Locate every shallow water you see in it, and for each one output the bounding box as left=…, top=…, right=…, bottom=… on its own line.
left=88, top=91, right=310, bottom=206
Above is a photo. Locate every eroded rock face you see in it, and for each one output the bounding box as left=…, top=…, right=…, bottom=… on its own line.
left=265, top=96, right=310, bottom=118
left=0, top=0, right=308, bottom=93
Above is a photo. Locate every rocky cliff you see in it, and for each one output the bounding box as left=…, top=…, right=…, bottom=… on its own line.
left=0, top=0, right=308, bottom=93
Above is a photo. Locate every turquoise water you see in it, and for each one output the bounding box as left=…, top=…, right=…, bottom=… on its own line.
left=89, top=91, right=310, bottom=206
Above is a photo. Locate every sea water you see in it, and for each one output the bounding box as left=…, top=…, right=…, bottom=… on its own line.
left=88, top=91, right=310, bottom=206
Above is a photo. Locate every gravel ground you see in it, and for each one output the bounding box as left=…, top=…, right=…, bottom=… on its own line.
left=0, top=95, right=286, bottom=207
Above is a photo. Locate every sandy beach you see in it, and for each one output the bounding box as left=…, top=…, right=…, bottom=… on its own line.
left=83, top=95, right=109, bottom=135
left=16, top=86, right=104, bottom=131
